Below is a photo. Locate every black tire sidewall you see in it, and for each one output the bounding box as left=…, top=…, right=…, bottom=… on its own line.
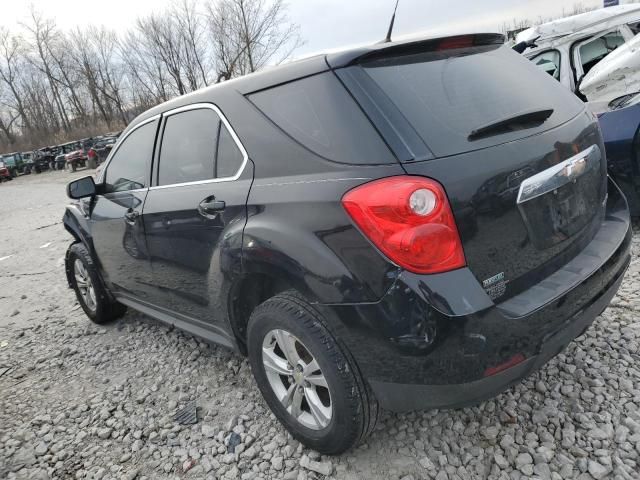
left=247, top=294, right=366, bottom=454
left=66, top=243, right=124, bottom=324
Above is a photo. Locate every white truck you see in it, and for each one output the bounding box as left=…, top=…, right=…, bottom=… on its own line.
left=516, top=4, right=640, bottom=112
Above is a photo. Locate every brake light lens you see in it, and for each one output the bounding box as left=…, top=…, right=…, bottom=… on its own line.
left=342, top=176, right=466, bottom=274
left=437, top=35, right=475, bottom=50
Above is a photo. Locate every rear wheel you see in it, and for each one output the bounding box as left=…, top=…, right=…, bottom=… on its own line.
left=247, top=291, right=379, bottom=454
left=66, top=243, right=126, bottom=324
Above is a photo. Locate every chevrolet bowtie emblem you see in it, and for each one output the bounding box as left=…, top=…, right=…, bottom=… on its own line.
left=560, top=157, right=587, bottom=180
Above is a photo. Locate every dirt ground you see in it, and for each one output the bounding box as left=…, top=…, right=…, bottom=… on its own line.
left=1, top=169, right=640, bottom=480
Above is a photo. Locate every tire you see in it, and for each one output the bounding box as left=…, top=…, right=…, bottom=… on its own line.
left=65, top=242, right=126, bottom=324
left=247, top=290, right=380, bottom=454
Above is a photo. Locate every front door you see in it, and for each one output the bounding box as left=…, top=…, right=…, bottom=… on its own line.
left=91, top=118, right=159, bottom=300
left=143, top=105, right=252, bottom=328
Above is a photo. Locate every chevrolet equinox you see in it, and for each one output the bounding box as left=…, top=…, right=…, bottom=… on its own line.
left=63, top=34, right=632, bottom=454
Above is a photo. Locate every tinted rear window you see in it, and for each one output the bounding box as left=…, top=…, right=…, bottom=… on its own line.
left=158, top=108, right=219, bottom=186
left=358, top=45, right=584, bottom=158
left=248, top=72, right=395, bottom=165
left=217, top=123, right=244, bottom=178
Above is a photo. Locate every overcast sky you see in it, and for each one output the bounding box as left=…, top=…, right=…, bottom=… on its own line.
left=1, top=0, right=607, bottom=56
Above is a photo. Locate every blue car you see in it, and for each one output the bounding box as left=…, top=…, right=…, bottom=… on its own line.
left=598, top=94, right=640, bottom=216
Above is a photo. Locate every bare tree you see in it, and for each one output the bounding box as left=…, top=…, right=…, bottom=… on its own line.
left=173, top=0, right=211, bottom=88
left=206, top=0, right=303, bottom=81
left=22, top=9, right=72, bottom=131
left=0, top=27, right=33, bottom=132
left=0, top=0, right=303, bottom=152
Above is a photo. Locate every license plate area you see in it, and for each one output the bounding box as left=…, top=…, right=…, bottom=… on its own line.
left=517, top=145, right=602, bottom=250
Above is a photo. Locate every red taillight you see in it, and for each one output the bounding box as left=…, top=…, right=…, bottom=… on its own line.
left=341, top=176, right=466, bottom=274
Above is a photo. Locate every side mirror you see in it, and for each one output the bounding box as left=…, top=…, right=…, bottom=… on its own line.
left=67, top=176, right=97, bottom=199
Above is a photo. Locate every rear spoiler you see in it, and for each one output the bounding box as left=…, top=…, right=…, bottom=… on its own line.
left=327, top=33, right=506, bottom=68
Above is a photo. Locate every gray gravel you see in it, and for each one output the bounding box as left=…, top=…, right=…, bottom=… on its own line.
left=1, top=170, right=640, bottom=480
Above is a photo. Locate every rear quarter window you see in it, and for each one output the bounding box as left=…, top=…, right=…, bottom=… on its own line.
left=248, top=72, right=395, bottom=165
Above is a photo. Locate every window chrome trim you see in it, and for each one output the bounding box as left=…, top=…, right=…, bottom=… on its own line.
left=149, top=102, right=249, bottom=190
left=98, top=114, right=161, bottom=186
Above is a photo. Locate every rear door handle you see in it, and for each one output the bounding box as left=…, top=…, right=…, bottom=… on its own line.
left=124, top=209, right=139, bottom=224
left=198, top=197, right=226, bottom=217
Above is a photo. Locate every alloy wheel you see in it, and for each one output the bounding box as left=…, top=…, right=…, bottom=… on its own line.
left=262, top=329, right=332, bottom=430
left=74, top=259, right=96, bottom=313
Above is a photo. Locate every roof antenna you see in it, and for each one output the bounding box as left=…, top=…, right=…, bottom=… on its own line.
left=383, top=0, right=400, bottom=43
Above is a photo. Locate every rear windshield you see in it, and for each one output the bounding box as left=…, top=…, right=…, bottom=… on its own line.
left=355, top=45, right=584, bottom=158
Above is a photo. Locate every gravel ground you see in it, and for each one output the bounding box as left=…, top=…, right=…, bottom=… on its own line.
left=1, top=169, right=640, bottom=480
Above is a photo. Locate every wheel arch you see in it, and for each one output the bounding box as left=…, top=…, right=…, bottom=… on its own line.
left=227, top=267, right=316, bottom=355
left=63, top=204, right=107, bottom=290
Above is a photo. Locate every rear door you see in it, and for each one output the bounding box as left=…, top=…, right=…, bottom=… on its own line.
left=91, top=118, right=158, bottom=299
left=143, top=104, right=252, bottom=328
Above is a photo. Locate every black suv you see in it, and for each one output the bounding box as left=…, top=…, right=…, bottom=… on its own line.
left=63, top=34, right=631, bottom=454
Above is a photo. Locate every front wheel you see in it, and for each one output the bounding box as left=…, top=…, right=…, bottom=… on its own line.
left=247, top=291, right=380, bottom=454
left=65, top=243, right=126, bottom=324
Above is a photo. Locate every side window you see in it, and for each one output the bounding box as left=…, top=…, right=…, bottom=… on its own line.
left=531, top=50, right=561, bottom=81
left=105, top=120, right=157, bottom=193
left=249, top=72, right=395, bottom=164
left=578, top=31, right=625, bottom=76
left=158, top=108, right=220, bottom=186
left=216, top=123, right=244, bottom=178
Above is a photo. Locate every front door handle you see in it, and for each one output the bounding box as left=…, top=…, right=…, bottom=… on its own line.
left=124, top=209, right=139, bottom=225
left=198, top=197, right=226, bottom=217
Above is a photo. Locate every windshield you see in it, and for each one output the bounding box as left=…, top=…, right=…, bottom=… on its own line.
left=1, top=155, right=16, bottom=166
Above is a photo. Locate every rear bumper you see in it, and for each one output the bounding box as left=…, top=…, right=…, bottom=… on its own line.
left=323, top=177, right=631, bottom=412
left=369, top=259, right=626, bottom=411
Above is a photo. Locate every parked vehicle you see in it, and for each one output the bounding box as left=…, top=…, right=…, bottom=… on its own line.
left=31, top=148, right=54, bottom=173
left=598, top=93, right=640, bottom=215
left=519, top=5, right=640, bottom=217
left=0, top=160, right=12, bottom=181
left=88, top=137, right=117, bottom=166
left=65, top=148, right=87, bottom=171
left=54, top=153, right=66, bottom=171
left=0, top=152, right=27, bottom=177
left=50, top=142, right=80, bottom=170
left=86, top=147, right=98, bottom=169
left=63, top=33, right=631, bottom=454
left=22, top=152, right=33, bottom=174
left=517, top=4, right=640, bottom=108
